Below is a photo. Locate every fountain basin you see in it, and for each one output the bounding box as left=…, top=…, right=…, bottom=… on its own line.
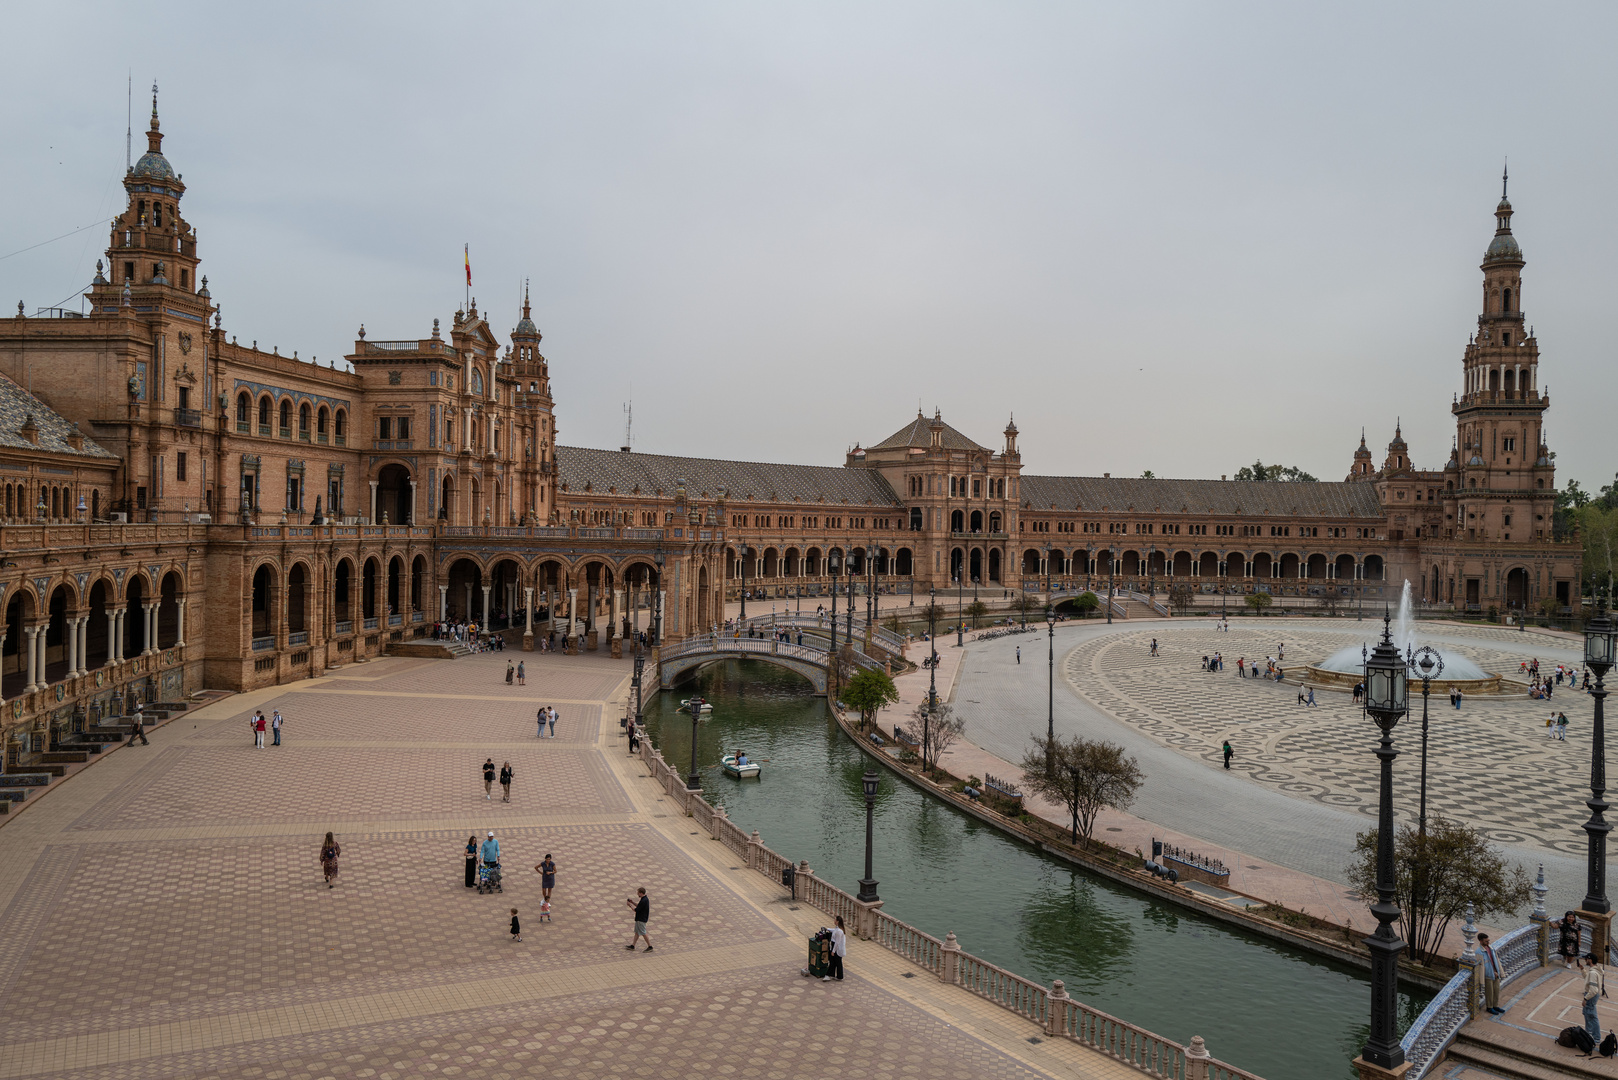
left=1303, top=663, right=1504, bottom=696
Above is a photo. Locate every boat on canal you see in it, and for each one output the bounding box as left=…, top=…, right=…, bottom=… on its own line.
left=680, top=697, right=713, bottom=714
left=721, top=750, right=760, bottom=779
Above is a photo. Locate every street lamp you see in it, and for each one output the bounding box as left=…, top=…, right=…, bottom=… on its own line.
left=866, top=543, right=878, bottom=632
left=955, top=573, right=964, bottom=647
left=1359, top=611, right=1410, bottom=1074
left=685, top=696, right=703, bottom=790
left=829, top=550, right=840, bottom=656
left=1407, top=646, right=1444, bottom=837
left=652, top=547, right=665, bottom=646
left=845, top=556, right=856, bottom=643
left=1581, top=596, right=1615, bottom=925
left=739, top=545, right=749, bottom=622
left=857, top=771, right=880, bottom=902
left=927, top=586, right=938, bottom=768
left=1107, top=553, right=1115, bottom=625
left=1045, top=606, right=1056, bottom=773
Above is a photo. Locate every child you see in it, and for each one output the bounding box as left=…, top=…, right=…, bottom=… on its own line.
left=539, top=899, right=552, bottom=923
left=510, top=908, right=521, bottom=942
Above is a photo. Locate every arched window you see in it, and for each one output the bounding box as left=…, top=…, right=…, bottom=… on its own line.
left=258, top=396, right=272, bottom=430
left=279, top=400, right=292, bottom=434
left=317, top=406, right=329, bottom=440
left=334, top=409, right=348, bottom=445
left=236, top=392, right=250, bottom=427
left=1503, top=287, right=1512, bottom=312
left=471, top=368, right=484, bottom=395
left=299, top=404, right=311, bottom=438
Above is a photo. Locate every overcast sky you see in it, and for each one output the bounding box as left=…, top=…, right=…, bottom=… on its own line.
left=3, top=3, right=1615, bottom=491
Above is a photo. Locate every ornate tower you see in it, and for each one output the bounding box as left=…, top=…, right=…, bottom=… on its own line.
left=1448, top=171, right=1554, bottom=542
left=104, top=87, right=202, bottom=296
left=1347, top=430, right=1375, bottom=480
left=510, top=284, right=558, bottom=523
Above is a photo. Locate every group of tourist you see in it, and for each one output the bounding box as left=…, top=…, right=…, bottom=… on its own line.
left=247, top=708, right=285, bottom=747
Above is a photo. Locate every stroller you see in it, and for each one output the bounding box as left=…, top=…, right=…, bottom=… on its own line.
left=477, top=860, right=503, bottom=894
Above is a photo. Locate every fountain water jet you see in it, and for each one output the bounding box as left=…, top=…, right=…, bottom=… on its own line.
left=1307, top=581, right=1501, bottom=693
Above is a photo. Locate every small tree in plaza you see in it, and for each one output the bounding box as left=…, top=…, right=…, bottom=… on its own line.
left=1071, top=592, right=1100, bottom=618
left=1244, top=592, right=1272, bottom=616
left=1012, top=593, right=1043, bottom=616
left=1318, top=591, right=1341, bottom=616
left=1019, top=735, right=1145, bottom=847
left=1168, top=584, right=1196, bottom=616
left=1346, top=816, right=1530, bottom=965
left=966, top=600, right=988, bottom=627
left=916, top=700, right=964, bottom=773
left=919, top=601, right=947, bottom=629
left=843, top=667, right=900, bottom=731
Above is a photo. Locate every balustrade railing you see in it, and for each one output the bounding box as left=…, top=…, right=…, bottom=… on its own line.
left=363, top=617, right=379, bottom=630
left=251, top=636, right=275, bottom=651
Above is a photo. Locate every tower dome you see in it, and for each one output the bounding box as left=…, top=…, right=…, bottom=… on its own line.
left=131, top=88, right=176, bottom=181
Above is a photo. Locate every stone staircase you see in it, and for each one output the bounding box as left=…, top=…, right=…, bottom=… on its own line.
left=0, top=704, right=188, bottom=814
left=443, top=640, right=473, bottom=659
left=1444, top=1020, right=1608, bottom=1079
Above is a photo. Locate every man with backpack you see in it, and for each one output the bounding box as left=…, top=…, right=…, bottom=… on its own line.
left=1583, top=952, right=1606, bottom=1053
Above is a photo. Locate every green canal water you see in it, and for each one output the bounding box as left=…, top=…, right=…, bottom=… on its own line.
left=644, top=659, right=1429, bottom=1080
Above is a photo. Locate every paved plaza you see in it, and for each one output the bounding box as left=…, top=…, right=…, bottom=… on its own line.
left=0, top=648, right=1134, bottom=1080
left=948, top=616, right=1595, bottom=918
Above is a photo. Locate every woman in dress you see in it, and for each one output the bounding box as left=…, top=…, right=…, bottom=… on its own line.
left=1560, top=911, right=1583, bottom=967
left=535, top=854, right=557, bottom=901
left=320, top=832, right=342, bottom=889
left=464, top=834, right=479, bottom=888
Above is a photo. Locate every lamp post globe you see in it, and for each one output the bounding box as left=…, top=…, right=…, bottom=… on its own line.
left=857, top=770, right=880, bottom=902
left=1359, top=611, right=1409, bottom=1072
left=1407, top=646, right=1443, bottom=839
left=685, top=696, right=703, bottom=790
left=1581, top=597, right=1616, bottom=922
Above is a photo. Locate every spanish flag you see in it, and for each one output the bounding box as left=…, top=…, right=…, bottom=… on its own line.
left=465, top=244, right=471, bottom=287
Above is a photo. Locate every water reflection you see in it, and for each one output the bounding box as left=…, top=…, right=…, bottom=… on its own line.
left=645, top=660, right=1429, bottom=1080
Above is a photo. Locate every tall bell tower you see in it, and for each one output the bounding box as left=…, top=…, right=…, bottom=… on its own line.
left=1447, top=170, right=1555, bottom=543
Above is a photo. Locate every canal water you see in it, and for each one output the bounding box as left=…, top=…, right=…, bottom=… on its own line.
left=645, top=659, right=1429, bottom=1080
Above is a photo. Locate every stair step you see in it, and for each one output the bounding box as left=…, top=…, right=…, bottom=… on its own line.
left=40, top=752, right=89, bottom=764
left=0, top=789, right=28, bottom=802
left=0, top=773, right=53, bottom=787
left=24, top=764, right=65, bottom=777
left=1449, top=1027, right=1610, bottom=1080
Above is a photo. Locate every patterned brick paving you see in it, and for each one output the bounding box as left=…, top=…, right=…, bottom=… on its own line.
left=1066, top=624, right=1591, bottom=854
left=0, top=649, right=1074, bottom=1080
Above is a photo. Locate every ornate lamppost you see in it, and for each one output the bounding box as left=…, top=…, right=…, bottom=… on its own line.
left=1107, top=553, right=1115, bottom=625
left=1358, top=612, right=1410, bottom=1075
left=955, top=573, right=963, bottom=647
left=926, top=586, right=939, bottom=765
left=866, top=543, right=878, bottom=634
left=685, top=696, right=703, bottom=791
left=857, top=771, right=880, bottom=902
left=846, top=556, right=856, bottom=643
left=1407, top=645, right=1444, bottom=837
left=1045, top=606, right=1056, bottom=773
left=739, top=544, right=749, bottom=622
left=652, top=547, right=665, bottom=646
left=1581, top=596, right=1615, bottom=949
left=829, top=549, right=840, bottom=656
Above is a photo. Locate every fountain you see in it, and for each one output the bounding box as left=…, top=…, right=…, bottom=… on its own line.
left=1307, top=581, right=1503, bottom=694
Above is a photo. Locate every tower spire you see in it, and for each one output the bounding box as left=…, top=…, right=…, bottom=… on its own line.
left=1502, top=159, right=1508, bottom=201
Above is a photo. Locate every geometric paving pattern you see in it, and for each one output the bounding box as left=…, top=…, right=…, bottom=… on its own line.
left=1066, top=623, right=1592, bottom=854
left=0, top=650, right=1071, bottom=1080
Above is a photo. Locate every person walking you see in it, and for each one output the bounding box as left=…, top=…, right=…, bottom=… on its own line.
left=824, top=914, right=847, bottom=982
left=125, top=704, right=149, bottom=746
left=626, top=887, right=652, bottom=951
left=481, top=830, right=501, bottom=873
left=1560, top=911, right=1584, bottom=967
left=499, top=761, right=513, bottom=802
left=510, top=908, right=522, bottom=942
left=1479, top=933, right=1504, bottom=1014
left=517, top=661, right=525, bottom=686
left=535, top=854, right=556, bottom=900
left=537, top=707, right=547, bottom=739
left=505, top=662, right=514, bottom=685
left=1222, top=741, right=1233, bottom=770
left=319, top=832, right=341, bottom=889
left=271, top=709, right=284, bottom=747
left=548, top=707, right=557, bottom=738
left=1015, top=646, right=1021, bottom=665
left=254, top=712, right=267, bottom=748
left=249, top=709, right=260, bottom=747
left=483, top=757, right=496, bottom=799
left=1150, top=638, right=1158, bottom=657
left=464, top=834, right=479, bottom=888
left=1582, top=953, right=1605, bottom=1052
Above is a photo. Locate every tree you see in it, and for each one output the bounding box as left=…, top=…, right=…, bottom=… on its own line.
left=1346, top=816, right=1530, bottom=965
left=966, top=600, right=988, bottom=627
left=843, top=668, right=900, bottom=730
left=915, top=700, right=964, bottom=772
left=1245, top=591, right=1272, bottom=615
left=1168, top=583, right=1196, bottom=615
left=1071, top=592, right=1100, bottom=618
left=1577, top=504, right=1618, bottom=602
left=1234, top=460, right=1319, bottom=483
left=1019, top=734, right=1144, bottom=847
left=919, top=601, right=947, bottom=628
left=1318, top=590, right=1341, bottom=616
left=882, top=613, right=904, bottom=635
left=1140, top=469, right=1156, bottom=479
left=1556, top=478, right=1591, bottom=540
left=1012, top=593, right=1043, bottom=614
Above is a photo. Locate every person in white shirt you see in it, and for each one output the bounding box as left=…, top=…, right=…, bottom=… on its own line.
left=1582, top=952, right=1605, bottom=1052
left=824, top=915, right=847, bottom=982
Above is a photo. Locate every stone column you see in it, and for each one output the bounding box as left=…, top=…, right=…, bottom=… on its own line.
left=463, top=583, right=473, bottom=622
left=462, top=407, right=472, bottom=450
left=566, top=588, right=579, bottom=654
left=36, top=625, right=49, bottom=687
left=523, top=587, right=534, bottom=651
left=66, top=616, right=80, bottom=677
left=109, top=607, right=123, bottom=662
left=144, top=603, right=159, bottom=655
left=407, top=480, right=417, bottom=525
left=368, top=481, right=378, bottom=524
left=22, top=625, right=39, bottom=691
left=481, top=584, right=491, bottom=627
left=438, top=584, right=448, bottom=621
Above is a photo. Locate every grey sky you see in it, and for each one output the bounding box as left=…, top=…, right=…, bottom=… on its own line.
left=3, top=3, right=1614, bottom=490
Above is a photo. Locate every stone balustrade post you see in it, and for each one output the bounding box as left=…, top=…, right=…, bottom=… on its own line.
left=940, top=931, right=960, bottom=985
left=175, top=600, right=186, bottom=648
left=1046, top=979, right=1069, bottom=1037
left=22, top=625, right=39, bottom=691
left=747, top=830, right=763, bottom=871
left=710, top=803, right=728, bottom=838
left=1531, top=863, right=1551, bottom=967
left=1184, top=1035, right=1211, bottom=1080
left=854, top=897, right=882, bottom=940
left=1460, top=901, right=1483, bottom=1020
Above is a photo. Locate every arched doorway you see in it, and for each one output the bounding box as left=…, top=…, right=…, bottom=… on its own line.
left=2, top=590, right=37, bottom=697
left=1505, top=567, right=1529, bottom=611
left=334, top=560, right=353, bottom=627
left=895, top=548, right=913, bottom=576
left=376, top=463, right=413, bottom=525
left=44, top=584, right=72, bottom=684
left=697, top=565, right=710, bottom=628
left=157, top=571, right=182, bottom=648
left=949, top=547, right=964, bottom=583
left=446, top=558, right=484, bottom=623
left=288, top=563, right=308, bottom=634
left=250, top=566, right=274, bottom=643
left=969, top=548, right=983, bottom=585
left=387, top=556, right=403, bottom=618
left=361, top=558, right=379, bottom=620
left=491, top=558, right=524, bottom=629
left=85, top=580, right=110, bottom=670
left=411, top=555, right=427, bottom=616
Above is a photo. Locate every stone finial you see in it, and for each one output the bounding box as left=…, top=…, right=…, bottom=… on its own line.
left=750, top=830, right=761, bottom=845
left=1461, top=901, right=1478, bottom=962
left=1532, top=864, right=1548, bottom=920
left=1185, top=1036, right=1210, bottom=1059
left=797, top=859, right=811, bottom=877
left=943, top=931, right=959, bottom=951
left=1049, top=978, right=1066, bottom=1000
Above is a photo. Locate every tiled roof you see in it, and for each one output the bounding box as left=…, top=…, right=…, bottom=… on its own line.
left=557, top=445, right=901, bottom=506
left=869, top=412, right=987, bottom=452
left=1019, top=475, right=1383, bottom=517
left=0, top=374, right=117, bottom=459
